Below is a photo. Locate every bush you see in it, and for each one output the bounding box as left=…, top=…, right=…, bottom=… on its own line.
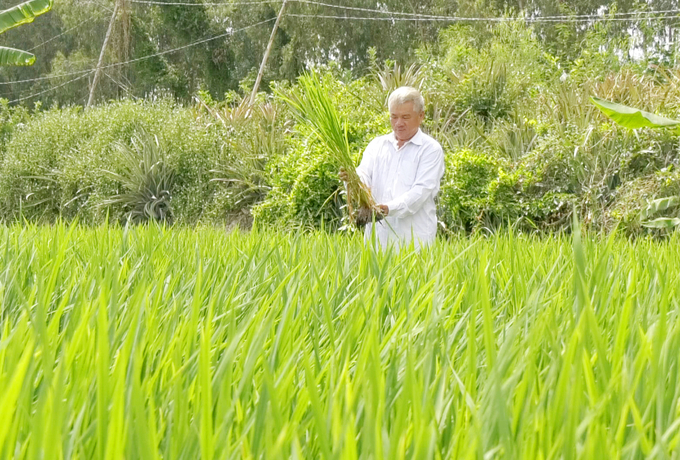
left=252, top=148, right=344, bottom=230
left=608, top=169, right=680, bottom=235
left=200, top=96, right=287, bottom=225
left=0, top=101, right=30, bottom=155
left=0, top=99, right=226, bottom=224
left=103, top=131, right=176, bottom=224
left=425, top=22, right=558, bottom=122
left=4, top=20, right=680, bottom=237
left=438, top=148, right=501, bottom=232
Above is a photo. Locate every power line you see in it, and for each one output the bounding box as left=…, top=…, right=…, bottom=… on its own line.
left=4, top=18, right=274, bottom=102
left=295, top=2, right=680, bottom=21
left=0, top=18, right=275, bottom=87
left=0, top=69, right=93, bottom=86
left=8, top=72, right=95, bottom=104
left=0, top=17, right=99, bottom=86
left=97, top=17, right=275, bottom=71
left=522, top=8, right=680, bottom=21
left=26, top=17, right=94, bottom=52
left=286, top=12, right=680, bottom=24
left=128, top=0, right=448, bottom=17
left=126, top=0, right=680, bottom=23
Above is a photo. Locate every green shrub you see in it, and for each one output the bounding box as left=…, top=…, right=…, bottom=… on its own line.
left=0, top=99, right=225, bottom=224
left=252, top=131, right=345, bottom=230
left=0, top=105, right=85, bottom=222
left=567, top=22, right=629, bottom=84
left=207, top=101, right=283, bottom=212
left=197, top=96, right=287, bottom=226
left=438, top=148, right=501, bottom=232
left=103, top=130, right=175, bottom=224
left=429, top=22, right=558, bottom=121
left=608, top=168, right=680, bottom=235
left=0, top=100, right=30, bottom=155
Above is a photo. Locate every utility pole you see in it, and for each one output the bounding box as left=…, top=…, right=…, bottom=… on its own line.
left=88, top=0, right=120, bottom=108
left=250, top=0, right=287, bottom=105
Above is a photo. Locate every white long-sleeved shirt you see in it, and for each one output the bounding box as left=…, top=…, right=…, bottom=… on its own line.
left=356, top=129, right=445, bottom=250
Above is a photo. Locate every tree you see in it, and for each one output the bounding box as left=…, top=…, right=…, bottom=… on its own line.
left=0, top=0, right=53, bottom=65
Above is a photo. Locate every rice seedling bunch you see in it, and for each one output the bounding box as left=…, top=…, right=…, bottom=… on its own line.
left=2, top=224, right=680, bottom=458
left=275, top=71, right=377, bottom=223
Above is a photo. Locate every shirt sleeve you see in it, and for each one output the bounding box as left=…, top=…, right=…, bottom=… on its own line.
left=355, top=138, right=378, bottom=188
left=384, top=144, right=445, bottom=218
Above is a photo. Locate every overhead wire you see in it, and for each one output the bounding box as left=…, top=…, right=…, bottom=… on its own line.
left=26, top=17, right=95, bottom=52
left=8, top=72, right=95, bottom=104
left=0, top=69, right=92, bottom=86
left=286, top=13, right=680, bottom=24
left=129, top=0, right=281, bottom=4
left=0, top=17, right=274, bottom=87
left=126, top=0, right=680, bottom=23
left=6, top=0, right=107, bottom=58
left=3, top=18, right=274, bottom=102
left=294, top=2, right=680, bottom=21
left=96, top=17, right=274, bottom=71
left=0, top=15, right=100, bottom=85
left=7, top=1, right=680, bottom=102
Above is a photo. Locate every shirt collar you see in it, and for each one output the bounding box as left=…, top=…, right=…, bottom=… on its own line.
left=389, top=128, right=424, bottom=149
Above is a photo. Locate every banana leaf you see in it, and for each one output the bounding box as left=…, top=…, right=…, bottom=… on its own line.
left=640, top=196, right=680, bottom=220
left=0, top=46, right=35, bottom=66
left=591, top=96, right=680, bottom=129
left=0, top=0, right=53, bottom=35
left=642, top=217, right=680, bottom=229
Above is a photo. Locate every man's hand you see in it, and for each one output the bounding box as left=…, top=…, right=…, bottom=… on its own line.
left=339, top=167, right=349, bottom=182
left=355, top=205, right=389, bottom=227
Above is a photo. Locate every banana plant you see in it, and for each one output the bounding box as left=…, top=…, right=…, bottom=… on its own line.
left=591, top=96, right=680, bottom=230
left=0, top=0, right=53, bottom=66
left=591, top=97, right=680, bottom=129
left=639, top=196, right=680, bottom=229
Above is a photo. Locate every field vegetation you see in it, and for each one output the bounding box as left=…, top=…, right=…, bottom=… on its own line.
left=3, top=18, right=680, bottom=235
left=1, top=223, right=680, bottom=458
left=5, top=2, right=680, bottom=458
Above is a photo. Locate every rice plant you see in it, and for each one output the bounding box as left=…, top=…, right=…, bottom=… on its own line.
left=2, top=224, right=680, bottom=458
left=275, top=71, right=378, bottom=225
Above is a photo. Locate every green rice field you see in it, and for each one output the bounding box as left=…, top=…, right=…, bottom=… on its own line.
left=2, top=224, right=680, bottom=459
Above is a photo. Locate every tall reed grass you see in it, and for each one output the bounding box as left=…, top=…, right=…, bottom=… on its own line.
left=2, top=224, right=680, bottom=458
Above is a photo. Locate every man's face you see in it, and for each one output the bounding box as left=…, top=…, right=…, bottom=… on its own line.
left=390, top=102, right=424, bottom=142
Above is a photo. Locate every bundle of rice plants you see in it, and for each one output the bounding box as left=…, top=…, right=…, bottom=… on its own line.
left=275, top=71, right=378, bottom=225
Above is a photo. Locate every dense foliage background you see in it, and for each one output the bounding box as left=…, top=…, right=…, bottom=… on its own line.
left=5, top=0, right=680, bottom=234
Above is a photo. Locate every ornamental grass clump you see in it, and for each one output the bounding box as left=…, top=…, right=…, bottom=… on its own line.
left=276, top=71, right=378, bottom=225
left=102, top=130, right=175, bottom=224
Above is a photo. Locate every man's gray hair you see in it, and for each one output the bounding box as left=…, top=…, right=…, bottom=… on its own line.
left=388, top=86, right=425, bottom=113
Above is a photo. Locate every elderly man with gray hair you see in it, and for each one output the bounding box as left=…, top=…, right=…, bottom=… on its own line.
left=340, top=86, right=445, bottom=250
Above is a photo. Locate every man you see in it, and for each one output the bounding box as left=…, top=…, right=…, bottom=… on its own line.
left=340, top=86, right=445, bottom=250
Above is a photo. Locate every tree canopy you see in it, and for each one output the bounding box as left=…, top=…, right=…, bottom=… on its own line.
left=2, top=0, right=680, bottom=105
